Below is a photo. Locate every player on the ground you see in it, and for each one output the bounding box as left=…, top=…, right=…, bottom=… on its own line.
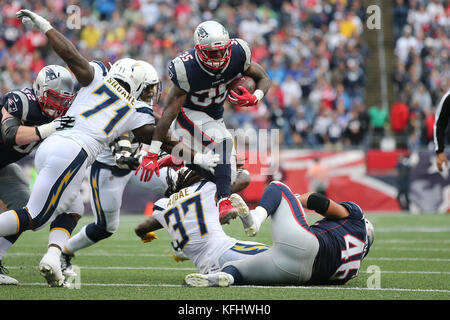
left=134, top=167, right=269, bottom=275
left=185, top=181, right=375, bottom=287
left=0, top=9, right=219, bottom=287
left=434, top=89, right=450, bottom=171
left=0, top=64, right=76, bottom=285
left=59, top=59, right=170, bottom=275
left=134, top=20, right=271, bottom=225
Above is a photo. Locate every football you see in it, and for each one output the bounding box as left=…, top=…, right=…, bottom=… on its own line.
left=228, top=76, right=256, bottom=95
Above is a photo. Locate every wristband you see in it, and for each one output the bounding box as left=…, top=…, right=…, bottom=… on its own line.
left=149, top=140, right=162, bottom=154
left=253, top=89, right=264, bottom=102
left=36, top=122, right=56, bottom=140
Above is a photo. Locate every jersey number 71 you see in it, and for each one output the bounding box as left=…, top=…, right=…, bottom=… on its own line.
left=81, top=84, right=131, bottom=136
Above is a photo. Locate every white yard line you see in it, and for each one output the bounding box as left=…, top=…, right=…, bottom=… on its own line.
left=16, top=282, right=450, bottom=294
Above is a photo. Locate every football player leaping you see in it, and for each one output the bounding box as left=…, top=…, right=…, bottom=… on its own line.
left=0, top=65, right=76, bottom=285
left=0, top=9, right=219, bottom=287
left=135, top=20, right=271, bottom=225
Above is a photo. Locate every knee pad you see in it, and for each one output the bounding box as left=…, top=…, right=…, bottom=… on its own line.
left=15, top=208, right=31, bottom=233
left=85, top=223, right=113, bottom=243
left=49, top=213, right=78, bottom=235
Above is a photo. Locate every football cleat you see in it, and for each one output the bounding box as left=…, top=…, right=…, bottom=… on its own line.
left=39, top=251, right=65, bottom=287
left=185, top=272, right=234, bottom=287
left=230, top=193, right=258, bottom=236
left=60, top=252, right=77, bottom=278
left=218, top=198, right=238, bottom=225
left=0, top=261, right=18, bottom=285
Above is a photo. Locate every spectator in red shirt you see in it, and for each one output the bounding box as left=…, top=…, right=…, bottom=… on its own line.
left=390, top=98, right=410, bottom=149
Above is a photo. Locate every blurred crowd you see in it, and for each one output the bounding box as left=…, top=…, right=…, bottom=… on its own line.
left=392, top=0, right=449, bottom=150
left=0, top=0, right=448, bottom=151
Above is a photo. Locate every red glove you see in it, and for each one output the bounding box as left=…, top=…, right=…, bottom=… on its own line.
left=135, top=152, right=159, bottom=182
left=228, top=86, right=258, bottom=107
left=157, top=154, right=184, bottom=170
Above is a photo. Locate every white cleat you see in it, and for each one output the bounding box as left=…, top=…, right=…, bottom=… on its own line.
left=185, top=272, right=234, bottom=287
left=230, top=193, right=257, bottom=237
left=0, top=262, right=18, bottom=285
left=0, top=273, right=19, bottom=285
left=39, top=252, right=65, bottom=287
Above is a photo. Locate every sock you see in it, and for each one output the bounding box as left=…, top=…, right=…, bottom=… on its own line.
left=250, top=206, right=268, bottom=231
left=48, top=228, right=70, bottom=252
left=222, top=265, right=241, bottom=284
left=49, top=213, right=78, bottom=252
left=65, top=225, right=95, bottom=254
left=214, top=139, right=233, bottom=199
left=258, top=183, right=283, bottom=215
left=0, top=210, right=20, bottom=237
left=0, top=237, right=14, bottom=260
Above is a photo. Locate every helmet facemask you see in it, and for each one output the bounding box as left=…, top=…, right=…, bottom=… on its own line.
left=140, top=81, right=161, bottom=104
left=38, top=88, right=75, bottom=118
left=195, top=40, right=232, bottom=70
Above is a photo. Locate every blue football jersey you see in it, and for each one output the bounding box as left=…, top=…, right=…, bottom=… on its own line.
left=308, top=201, right=369, bottom=285
left=168, top=38, right=252, bottom=120
left=0, top=88, right=52, bottom=169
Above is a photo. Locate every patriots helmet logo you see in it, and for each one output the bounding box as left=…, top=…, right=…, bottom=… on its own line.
left=197, top=27, right=209, bottom=40
left=44, top=67, right=58, bottom=81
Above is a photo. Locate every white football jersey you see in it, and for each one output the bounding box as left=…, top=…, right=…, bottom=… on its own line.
left=53, top=61, right=155, bottom=165
left=153, top=181, right=237, bottom=274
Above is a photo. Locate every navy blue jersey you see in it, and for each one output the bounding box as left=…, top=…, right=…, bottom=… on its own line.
left=0, top=88, right=52, bottom=169
left=168, top=38, right=252, bottom=120
left=308, top=201, right=369, bottom=285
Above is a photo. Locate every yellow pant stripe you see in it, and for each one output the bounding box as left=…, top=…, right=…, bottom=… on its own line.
left=50, top=227, right=71, bottom=238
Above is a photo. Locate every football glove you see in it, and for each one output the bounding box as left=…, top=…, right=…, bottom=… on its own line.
left=16, top=9, right=53, bottom=34
left=157, top=154, right=184, bottom=170
left=135, top=151, right=159, bottom=182
left=110, top=136, right=140, bottom=170
left=228, top=86, right=258, bottom=107
left=171, top=240, right=189, bottom=262
left=140, top=232, right=158, bottom=243
left=193, top=150, right=220, bottom=173
left=35, top=116, right=75, bottom=140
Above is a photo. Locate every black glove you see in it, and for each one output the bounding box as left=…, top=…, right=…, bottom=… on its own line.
left=110, top=136, right=140, bottom=170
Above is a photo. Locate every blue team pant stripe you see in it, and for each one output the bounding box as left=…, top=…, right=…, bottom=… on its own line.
left=176, top=109, right=218, bottom=147
left=272, top=182, right=314, bottom=234
left=34, top=148, right=87, bottom=228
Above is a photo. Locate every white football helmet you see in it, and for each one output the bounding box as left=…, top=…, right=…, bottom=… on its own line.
left=108, top=58, right=147, bottom=99
left=33, top=65, right=76, bottom=118
left=137, top=60, right=161, bottom=104
left=193, top=20, right=231, bottom=70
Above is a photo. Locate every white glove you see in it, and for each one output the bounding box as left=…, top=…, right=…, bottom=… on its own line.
left=16, top=9, right=53, bottom=33
left=35, top=116, right=75, bottom=140
left=193, top=150, right=220, bottom=172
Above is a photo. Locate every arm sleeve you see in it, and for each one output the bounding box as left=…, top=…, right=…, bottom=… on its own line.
left=434, top=91, right=450, bottom=154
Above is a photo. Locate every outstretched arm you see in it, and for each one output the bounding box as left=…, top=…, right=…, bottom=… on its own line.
left=149, top=85, right=186, bottom=152
left=16, top=9, right=94, bottom=86
left=298, top=192, right=349, bottom=220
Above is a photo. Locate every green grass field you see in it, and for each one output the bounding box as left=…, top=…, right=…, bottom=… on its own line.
left=1, top=212, right=449, bottom=301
